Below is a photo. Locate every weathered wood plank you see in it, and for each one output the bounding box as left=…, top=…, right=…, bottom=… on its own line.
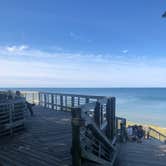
left=118, top=140, right=166, bottom=166
left=0, top=106, right=72, bottom=166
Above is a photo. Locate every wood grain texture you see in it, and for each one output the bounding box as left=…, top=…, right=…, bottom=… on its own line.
left=0, top=105, right=165, bottom=166
left=0, top=106, right=72, bottom=166
left=118, top=140, right=166, bottom=166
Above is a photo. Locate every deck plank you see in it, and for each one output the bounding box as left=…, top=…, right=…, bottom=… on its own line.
left=0, top=106, right=72, bottom=166
left=118, top=139, right=166, bottom=166
left=1, top=105, right=166, bottom=166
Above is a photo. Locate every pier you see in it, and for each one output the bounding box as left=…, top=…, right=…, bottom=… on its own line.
left=0, top=91, right=166, bottom=166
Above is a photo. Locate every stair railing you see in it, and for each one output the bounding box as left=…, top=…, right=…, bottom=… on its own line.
left=20, top=91, right=127, bottom=165
left=71, top=97, right=125, bottom=166
left=116, top=117, right=127, bottom=142
left=148, top=127, right=166, bottom=143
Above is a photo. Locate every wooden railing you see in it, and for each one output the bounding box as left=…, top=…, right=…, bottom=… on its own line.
left=21, top=91, right=126, bottom=165
left=21, top=91, right=104, bottom=109
left=39, top=92, right=105, bottom=111
left=0, top=98, right=26, bottom=137
left=21, top=91, right=39, bottom=104
left=71, top=97, right=125, bottom=166
left=148, top=127, right=166, bottom=143
left=116, top=117, right=127, bottom=142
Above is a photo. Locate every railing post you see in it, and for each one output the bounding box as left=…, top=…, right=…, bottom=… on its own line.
left=94, top=101, right=100, bottom=127
left=100, top=105, right=103, bottom=125
left=107, top=97, right=116, bottom=140
left=111, top=97, right=116, bottom=138
left=106, top=98, right=111, bottom=139
left=71, top=108, right=81, bottom=166
left=86, top=98, right=89, bottom=104
left=38, top=92, right=41, bottom=106
left=71, top=96, right=74, bottom=107
left=65, top=96, right=68, bottom=111
left=51, top=94, right=54, bottom=110
left=60, top=95, right=63, bottom=111
left=55, top=95, right=58, bottom=111
left=44, top=93, right=47, bottom=108
left=120, top=119, right=126, bottom=142
left=78, top=97, right=80, bottom=106
left=32, top=93, right=35, bottom=104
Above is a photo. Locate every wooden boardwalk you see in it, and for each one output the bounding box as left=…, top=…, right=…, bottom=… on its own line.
left=118, top=140, right=166, bottom=166
left=0, top=106, right=72, bottom=166
left=0, top=104, right=165, bottom=166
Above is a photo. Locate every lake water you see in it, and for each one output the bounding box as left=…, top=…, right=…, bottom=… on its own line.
left=1, top=88, right=166, bottom=127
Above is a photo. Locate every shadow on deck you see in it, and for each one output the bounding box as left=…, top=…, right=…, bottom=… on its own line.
left=118, top=139, right=166, bottom=166
left=0, top=106, right=72, bottom=166
left=0, top=106, right=166, bottom=166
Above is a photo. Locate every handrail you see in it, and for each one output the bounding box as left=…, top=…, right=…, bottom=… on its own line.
left=20, top=91, right=127, bottom=165
left=0, top=98, right=25, bottom=105
left=80, top=99, right=115, bottom=148
left=0, top=97, right=26, bottom=137
left=40, top=91, right=105, bottom=99
left=21, top=91, right=39, bottom=104
left=148, top=127, right=166, bottom=143
left=116, top=117, right=127, bottom=142
left=21, top=91, right=107, bottom=112
left=71, top=97, right=122, bottom=166
left=21, top=91, right=105, bottom=105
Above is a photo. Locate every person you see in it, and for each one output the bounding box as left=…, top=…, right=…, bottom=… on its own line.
left=132, top=125, right=138, bottom=141
left=145, top=127, right=150, bottom=139
left=137, top=125, right=144, bottom=143
left=16, top=91, right=21, bottom=97
left=127, top=125, right=133, bottom=141
left=26, top=101, right=35, bottom=116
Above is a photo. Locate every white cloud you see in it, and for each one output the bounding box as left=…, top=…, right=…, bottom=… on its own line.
left=0, top=44, right=165, bottom=87
left=122, top=49, right=129, bottom=54
left=6, top=45, right=28, bottom=53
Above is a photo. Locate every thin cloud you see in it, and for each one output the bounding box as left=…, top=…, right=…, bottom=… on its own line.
left=69, top=32, right=92, bottom=43
left=6, top=45, right=29, bottom=53
left=69, top=32, right=80, bottom=40
left=122, top=49, right=129, bottom=54
left=0, top=45, right=141, bottom=66
left=0, top=45, right=164, bottom=66
left=0, top=44, right=166, bottom=87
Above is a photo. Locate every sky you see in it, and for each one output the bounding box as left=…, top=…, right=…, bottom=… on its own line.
left=0, top=0, right=166, bottom=87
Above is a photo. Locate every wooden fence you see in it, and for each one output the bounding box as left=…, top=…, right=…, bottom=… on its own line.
left=148, top=127, right=166, bottom=143
left=21, top=91, right=126, bottom=165
left=21, top=91, right=39, bottom=104
left=116, top=117, right=127, bottom=142
left=38, top=92, right=105, bottom=111
left=21, top=91, right=104, bottom=108
left=71, top=97, right=126, bottom=166
left=0, top=98, right=26, bottom=137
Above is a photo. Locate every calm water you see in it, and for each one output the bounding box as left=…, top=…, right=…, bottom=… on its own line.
left=1, top=88, right=166, bottom=127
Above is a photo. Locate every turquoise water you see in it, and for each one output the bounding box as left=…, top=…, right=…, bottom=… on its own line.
left=1, top=88, right=166, bottom=127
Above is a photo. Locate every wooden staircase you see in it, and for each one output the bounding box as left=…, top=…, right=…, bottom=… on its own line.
left=71, top=98, right=126, bottom=166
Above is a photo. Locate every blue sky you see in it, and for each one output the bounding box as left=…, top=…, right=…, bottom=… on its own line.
left=0, top=0, right=166, bottom=87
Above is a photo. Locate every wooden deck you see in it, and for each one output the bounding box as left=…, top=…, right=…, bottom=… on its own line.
left=0, top=104, right=166, bottom=166
left=0, top=106, right=72, bottom=166
left=118, top=139, right=166, bottom=166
